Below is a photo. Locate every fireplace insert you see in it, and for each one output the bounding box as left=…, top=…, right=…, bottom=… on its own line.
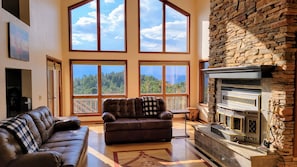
left=212, top=87, right=261, bottom=144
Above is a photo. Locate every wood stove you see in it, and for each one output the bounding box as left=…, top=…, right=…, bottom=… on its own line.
left=203, top=65, right=275, bottom=145
left=212, top=87, right=261, bottom=144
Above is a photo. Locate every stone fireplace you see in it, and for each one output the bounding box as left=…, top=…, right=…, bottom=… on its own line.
left=195, top=0, right=297, bottom=166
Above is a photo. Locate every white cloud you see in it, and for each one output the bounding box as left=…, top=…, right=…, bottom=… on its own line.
left=165, top=21, right=187, bottom=40
left=115, top=36, right=123, bottom=40
left=140, top=40, right=162, bottom=51
left=72, top=33, right=97, bottom=45
left=140, top=24, right=162, bottom=40
left=105, top=0, right=115, bottom=3
left=140, top=20, right=187, bottom=41
left=100, top=4, right=124, bottom=32
left=75, top=11, right=96, bottom=26
left=140, top=0, right=151, bottom=12
left=90, top=0, right=96, bottom=9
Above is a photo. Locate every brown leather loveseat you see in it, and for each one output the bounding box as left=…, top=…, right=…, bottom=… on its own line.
left=0, top=106, right=89, bottom=167
left=102, top=96, right=173, bottom=145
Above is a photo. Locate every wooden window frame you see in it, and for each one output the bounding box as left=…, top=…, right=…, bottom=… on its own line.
left=139, top=61, right=190, bottom=110
left=68, top=0, right=127, bottom=52
left=70, top=59, right=127, bottom=116
left=138, top=0, right=190, bottom=54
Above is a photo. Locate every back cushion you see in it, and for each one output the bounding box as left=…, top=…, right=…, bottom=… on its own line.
left=103, top=98, right=166, bottom=118
left=103, top=98, right=136, bottom=118
left=135, top=98, right=145, bottom=117
left=19, top=114, right=42, bottom=147
left=138, top=97, right=166, bottom=118
left=27, top=106, right=54, bottom=143
left=119, top=98, right=136, bottom=117
left=103, top=99, right=120, bottom=117
left=158, top=98, right=166, bottom=111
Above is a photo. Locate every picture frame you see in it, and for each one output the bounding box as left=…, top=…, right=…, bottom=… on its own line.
left=8, top=22, right=29, bottom=61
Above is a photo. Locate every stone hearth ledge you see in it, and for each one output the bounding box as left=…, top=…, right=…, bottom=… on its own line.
left=193, top=124, right=279, bottom=167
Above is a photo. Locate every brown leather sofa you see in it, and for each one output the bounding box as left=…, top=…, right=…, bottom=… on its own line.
left=0, top=106, right=89, bottom=167
left=102, top=97, right=173, bottom=145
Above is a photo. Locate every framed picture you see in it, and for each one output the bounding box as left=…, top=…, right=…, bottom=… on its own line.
left=8, top=22, right=29, bottom=61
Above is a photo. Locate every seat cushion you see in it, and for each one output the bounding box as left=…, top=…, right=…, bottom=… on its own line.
left=47, top=126, right=88, bottom=143
left=41, top=126, right=89, bottom=167
left=41, top=140, right=85, bottom=167
left=104, top=118, right=172, bottom=132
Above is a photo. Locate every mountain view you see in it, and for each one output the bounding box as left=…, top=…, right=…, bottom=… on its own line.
left=73, top=72, right=186, bottom=95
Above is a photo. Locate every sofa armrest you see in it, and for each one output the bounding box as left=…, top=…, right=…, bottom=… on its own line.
left=158, top=111, right=173, bottom=120
left=8, top=151, right=62, bottom=167
left=102, top=112, right=116, bottom=122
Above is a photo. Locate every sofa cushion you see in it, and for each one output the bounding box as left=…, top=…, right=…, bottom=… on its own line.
left=19, top=114, right=43, bottom=147
left=41, top=127, right=88, bottom=167
left=137, top=118, right=172, bottom=129
left=28, top=106, right=55, bottom=143
left=103, top=98, right=137, bottom=118
left=41, top=140, right=86, bottom=166
left=0, top=117, right=39, bottom=153
left=103, top=99, right=120, bottom=116
left=47, top=126, right=89, bottom=143
left=119, top=98, right=136, bottom=117
left=142, top=96, right=160, bottom=117
left=104, top=118, right=172, bottom=132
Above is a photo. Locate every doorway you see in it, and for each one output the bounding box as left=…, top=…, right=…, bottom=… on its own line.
left=6, top=68, right=32, bottom=117
left=47, top=58, right=62, bottom=117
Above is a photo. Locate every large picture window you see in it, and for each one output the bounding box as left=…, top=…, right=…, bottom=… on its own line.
left=71, top=60, right=127, bottom=114
left=139, top=0, right=189, bottom=53
left=140, top=62, right=189, bottom=110
left=69, top=0, right=126, bottom=51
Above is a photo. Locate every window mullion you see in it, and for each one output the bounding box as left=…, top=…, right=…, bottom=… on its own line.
left=162, top=65, right=166, bottom=100
left=98, top=65, right=102, bottom=113
left=162, top=3, right=166, bottom=52
left=97, top=0, right=101, bottom=51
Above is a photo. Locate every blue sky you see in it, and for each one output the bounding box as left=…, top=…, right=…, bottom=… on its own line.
left=71, top=0, right=188, bottom=52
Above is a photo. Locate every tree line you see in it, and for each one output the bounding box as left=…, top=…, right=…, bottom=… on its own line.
left=74, top=72, right=185, bottom=95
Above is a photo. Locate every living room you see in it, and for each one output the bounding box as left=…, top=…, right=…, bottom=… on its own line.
left=0, top=0, right=297, bottom=167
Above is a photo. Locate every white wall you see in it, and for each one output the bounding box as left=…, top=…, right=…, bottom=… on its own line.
left=197, top=0, right=210, bottom=61
left=0, top=0, right=62, bottom=119
left=196, top=0, right=210, bottom=122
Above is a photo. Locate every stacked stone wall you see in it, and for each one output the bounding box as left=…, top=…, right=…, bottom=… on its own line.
left=209, top=0, right=297, bottom=166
